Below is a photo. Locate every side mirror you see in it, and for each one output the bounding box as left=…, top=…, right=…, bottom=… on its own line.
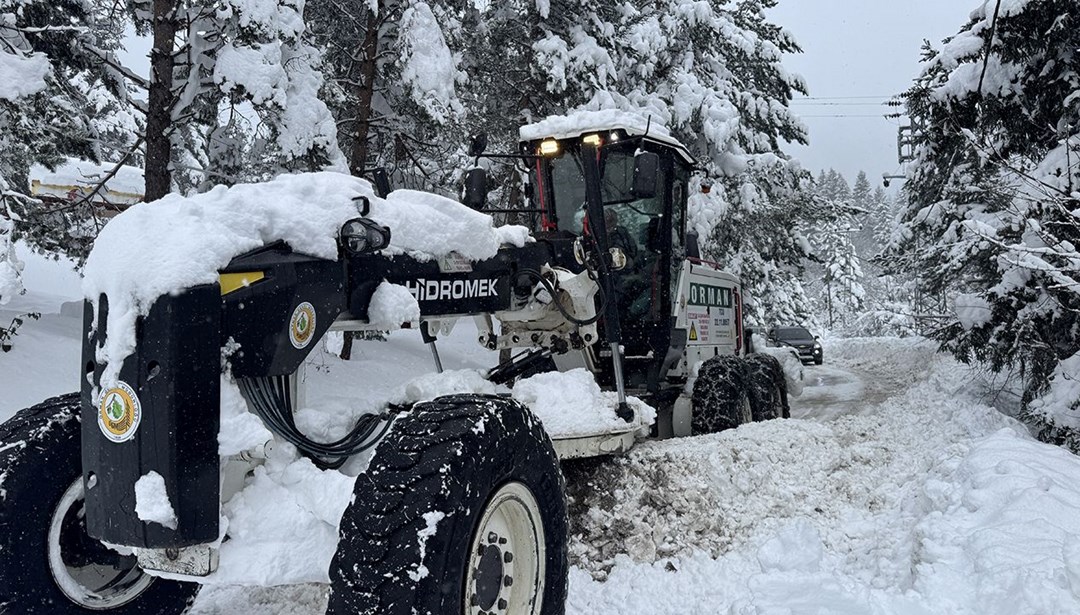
left=631, top=151, right=660, bottom=199
left=686, top=229, right=701, bottom=259
left=371, top=168, right=392, bottom=198
left=463, top=167, right=488, bottom=210
left=469, top=133, right=488, bottom=157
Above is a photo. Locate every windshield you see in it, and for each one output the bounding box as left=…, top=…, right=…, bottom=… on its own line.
left=774, top=327, right=813, bottom=340
left=546, top=144, right=664, bottom=237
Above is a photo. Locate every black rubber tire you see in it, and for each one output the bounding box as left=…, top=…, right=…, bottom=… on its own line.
left=327, top=394, right=568, bottom=615
left=746, top=354, right=789, bottom=421
left=691, top=355, right=751, bottom=435
left=814, top=356, right=823, bottom=365
left=0, top=393, right=198, bottom=615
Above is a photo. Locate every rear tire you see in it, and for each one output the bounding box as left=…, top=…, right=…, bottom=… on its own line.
left=691, top=355, right=751, bottom=435
left=746, top=354, right=789, bottom=421
left=327, top=394, right=568, bottom=615
left=0, top=394, right=199, bottom=614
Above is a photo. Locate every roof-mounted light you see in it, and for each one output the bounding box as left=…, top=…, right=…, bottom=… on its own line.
left=582, top=134, right=602, bottom=147
left=539, top=139, right=560, bottom=156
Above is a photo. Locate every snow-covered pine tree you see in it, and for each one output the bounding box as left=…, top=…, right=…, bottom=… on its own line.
left=849, top=170, right=878, bottom=262
left=446, top=0, right=625, bottom=216
left=0, top=2, right=54, bottom=299
left=816, top=219, right=865, bottom=329
left=804, top=170, right=864, bottom=329
left=851, top=170, right=872, bottom=211
left=0, top=0, right=134, bottom=265
left=125, top=0, right=343, bottom=199
left=892, top=0, right=1080, bottom=445
left=584, top=0, right=818, bottom=326
left=308, top=0, right=465, bottom=194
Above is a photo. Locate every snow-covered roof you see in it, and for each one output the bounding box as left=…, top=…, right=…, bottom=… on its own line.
left=519, top=110, right=695, bottom=164
left=30, top=158, right=144, bottom=206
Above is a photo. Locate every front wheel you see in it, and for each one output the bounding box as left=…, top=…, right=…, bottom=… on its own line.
left=0, top=394, right=199, bottom=614
left=327, top=394, right=568, bottom=615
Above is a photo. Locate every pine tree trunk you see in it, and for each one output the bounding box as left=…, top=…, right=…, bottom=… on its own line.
left=145, top=0, right=179, bottom=201
left=348, top=4, right=382, bottom=176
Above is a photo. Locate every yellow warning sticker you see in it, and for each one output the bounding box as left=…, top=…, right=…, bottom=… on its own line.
left=689, top=322, right=698, bottom=341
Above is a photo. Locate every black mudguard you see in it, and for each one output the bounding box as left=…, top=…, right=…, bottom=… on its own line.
left=80, top=244, right=347, bottom=549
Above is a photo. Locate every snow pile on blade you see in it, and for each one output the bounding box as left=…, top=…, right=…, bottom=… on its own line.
left=395, top=366, right=655, bottom=437
left=82, top=172, right=529, bottom=385
left=513, top=368, right=655, bottom=436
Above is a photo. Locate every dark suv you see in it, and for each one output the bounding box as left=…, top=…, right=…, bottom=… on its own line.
left=768, top=326, right=823, bottom=365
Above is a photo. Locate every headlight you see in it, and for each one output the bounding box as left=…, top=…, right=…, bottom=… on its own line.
left=340, top=218, right=391, bottom=255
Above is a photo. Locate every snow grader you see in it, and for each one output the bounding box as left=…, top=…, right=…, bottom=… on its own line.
left=0, top=112, right=789, bottom=614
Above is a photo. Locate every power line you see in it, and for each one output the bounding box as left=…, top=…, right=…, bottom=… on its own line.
left=792, top=95, right=896, bottom=100
left=790, top=102, right=888, bottom=106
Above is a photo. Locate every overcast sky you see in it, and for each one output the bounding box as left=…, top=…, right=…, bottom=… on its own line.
left=767, top=0, right=977, bottom=186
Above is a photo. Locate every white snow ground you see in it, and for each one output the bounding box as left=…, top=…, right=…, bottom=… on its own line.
left=3, top=286, right=1080, bottom=614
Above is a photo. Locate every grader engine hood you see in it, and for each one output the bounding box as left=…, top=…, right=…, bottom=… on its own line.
left=80, top=245, right=346, bottom=549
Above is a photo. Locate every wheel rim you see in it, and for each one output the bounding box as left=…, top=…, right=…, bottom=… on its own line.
left=48, top=478, right=156, bottom=610
left=464, top=481, right=545, bottom=615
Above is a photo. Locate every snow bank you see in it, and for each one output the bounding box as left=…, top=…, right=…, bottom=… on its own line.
left=566, top=337, right=1080, bottom=614
left=912, top=429, right=1080, bottom=613
left=82, top=172, right=530, bottom=386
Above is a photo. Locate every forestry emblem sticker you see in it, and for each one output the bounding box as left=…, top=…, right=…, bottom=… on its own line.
left=98, top=381, right=142, bottom=443
left=289, top=302, right=317, bottom=349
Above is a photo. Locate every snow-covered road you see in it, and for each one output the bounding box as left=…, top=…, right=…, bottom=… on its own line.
left=4, top=294, right=1080, bottom=614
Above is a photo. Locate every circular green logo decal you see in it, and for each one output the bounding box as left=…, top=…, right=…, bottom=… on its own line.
left=97, top=381, right=142, bottom=443
left=289, top=302, right=317, bottom=349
